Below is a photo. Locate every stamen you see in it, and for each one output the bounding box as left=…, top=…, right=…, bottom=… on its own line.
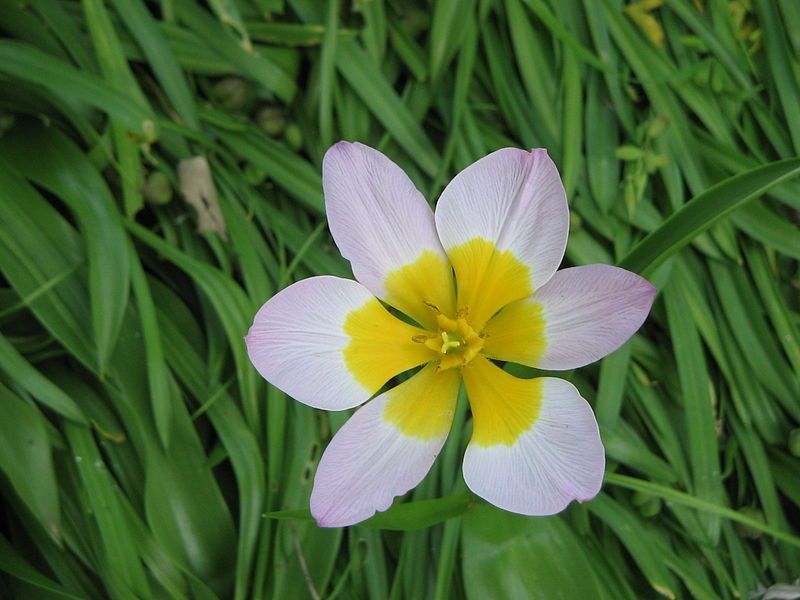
left=429, top=312, right=485, bottom=371
left=424, top=301, right=441, bottom=313
left=436, top=313, right=460, bottom=332
left=456, top=318, right=473, bottom=339
left=413, top=307, right=484, bottom=371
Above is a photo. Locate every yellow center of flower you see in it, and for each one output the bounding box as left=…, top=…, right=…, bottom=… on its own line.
left=412, top=311, right=485, bottom=371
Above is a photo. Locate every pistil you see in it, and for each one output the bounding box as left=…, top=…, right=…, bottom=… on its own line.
left=412, top=309, right=485, bottom=371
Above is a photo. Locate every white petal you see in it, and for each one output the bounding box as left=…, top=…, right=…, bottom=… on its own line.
left=462, top=359, right=604, bottom=516
left=324, top=142, right=455, bottom=328
left=246, top=276, right=434, bottom=410
left=434, top=148, right=569, bottom=328
left=311, top=364, right=461, bottom=527
left=483, top=264, right=657, bottom=370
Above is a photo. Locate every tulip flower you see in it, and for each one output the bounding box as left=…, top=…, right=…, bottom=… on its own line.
left=247, top=142, right=656, bottom=527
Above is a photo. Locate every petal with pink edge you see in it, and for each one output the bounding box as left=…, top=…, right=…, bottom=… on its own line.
left=482, top=264, right=656, bottom=370
left=434, top=148, right=569, bottom=328
left=462, top=359, right=604, bottom=516
left=246, top=276, right=435, bottom=411
left=324, top=142, right=455, bottom=329
left=311, top=364, right=461, bottom=527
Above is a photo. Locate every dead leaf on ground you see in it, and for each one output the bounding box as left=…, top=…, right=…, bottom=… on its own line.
left=178, top=156, right=228, bottom=240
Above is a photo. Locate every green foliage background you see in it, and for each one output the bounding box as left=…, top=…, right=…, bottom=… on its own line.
left=1, top=0, right=799, bottom=598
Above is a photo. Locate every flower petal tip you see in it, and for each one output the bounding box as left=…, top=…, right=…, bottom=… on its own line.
left=324, top=139, right=366, bottom=161
left=328, top=139, right=354, bottom=151
left=322, top=140, right=354, bottom=167
left=634, top=275, right=659, bottom=309
left=310, top=513, right=338, bottom=529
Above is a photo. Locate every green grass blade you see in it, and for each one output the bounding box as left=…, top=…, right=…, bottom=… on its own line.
left=429, top=0, right=475, bottom=83
left=619, top=158, right=800, bottom=275
left=0, top=533, right=84, bottom=599
left=754, top=0, right=800, bottom=153
left=462, top=504, right=606, bottom=599
left=0, top=125, right=131, bottom=378
left=174, top=0, right=296, bottom=102
left=129, top=251, right=174, bottom=449
left=664, top=267, right=723, bottom=542
left=336, top=39, right=441, bottom=176
left=0, top=334, right=86, bottom=424
left=0, top=41, right=156, bottom=140
left=0, top=382, right=62, bottom=545
left=318, top=0, right=339, bottom=149
left=127, top=222, right=258, bottom=429
left=606, top=474, right=800, bottom=549
left=110, top=0, right=200, bottom=129
left=0, top=160, right=95, bottom=368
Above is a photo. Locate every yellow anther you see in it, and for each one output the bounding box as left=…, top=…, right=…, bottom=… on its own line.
left=425, top=312, right=485, bottom=371
left=414, top=308, right=484, bottom=371
left=424, top=302, right=441, bottom=314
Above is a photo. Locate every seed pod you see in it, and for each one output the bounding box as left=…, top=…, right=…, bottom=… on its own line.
left=143, top=171, right=173, bottom=205
left=213, top=77, right=251, bottom=112
left=735, top=507, right=764, bottom=540
left=616, top=145, right=643, bottom=161
left=256, top=106, right=287, bottom=136
left=789, top=429, right=800, bottom=457
left=0, top=111, right=15, bottom=136
left=284, top=123, right=303, bottom=150
left=632, top=490, right=662, bottom=518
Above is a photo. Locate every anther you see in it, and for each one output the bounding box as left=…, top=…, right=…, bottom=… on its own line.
left=424, top=301, right=441, bottom=313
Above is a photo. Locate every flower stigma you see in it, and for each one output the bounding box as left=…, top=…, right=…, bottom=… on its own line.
left=412, top=307, right=485, bottom=371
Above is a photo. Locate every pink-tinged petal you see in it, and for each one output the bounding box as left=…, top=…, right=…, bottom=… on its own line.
left=483, top=264, right=656, bottom=370
left=462, top=372, right=605, bottom=516
left=323, top=142, right=455, bottom=328
left=434, top=148, right=569, bottom=327
left=246, top=276, right=434, bottom=411
left=311, top=364, right=461, bottom=527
